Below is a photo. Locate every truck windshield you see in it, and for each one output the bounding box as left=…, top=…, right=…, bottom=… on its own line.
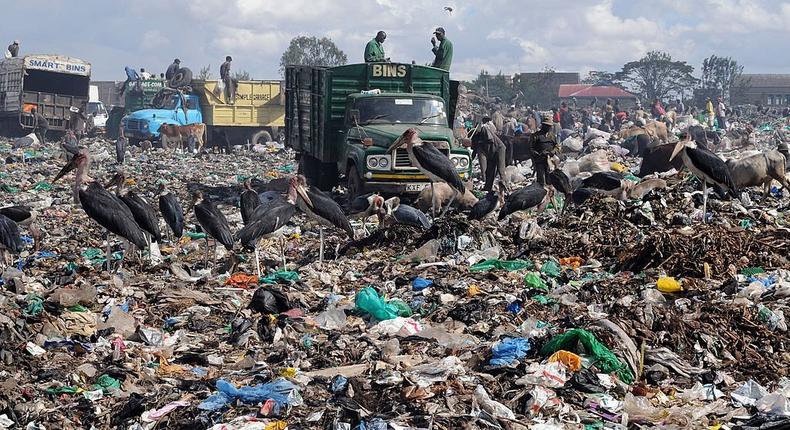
left=161, top=95, right=198, bottom=110
left=357, top=97, right=446, bottom=125
left=87, top=102, right=105, bottom=116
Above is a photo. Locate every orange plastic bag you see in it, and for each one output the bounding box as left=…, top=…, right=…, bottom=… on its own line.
left=656, top=276, right=682, bottom=293
left=548, top=350, right=582, bottom=371
left=559, top=257, right=584, bottom=270
left=225, top=273, right=260, bottom=288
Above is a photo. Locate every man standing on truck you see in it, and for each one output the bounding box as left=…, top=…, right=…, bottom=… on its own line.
left=166, top=59, right=180, bottom=81
left=430, top=28, right=453, bottom=71
left=30, top=107, right=48, bottom=144
left=7, top=40, right=19, bottom=58
left=220, top=56, right=236, bottom=104
left=119, top=66, right=141, bottom=96
left=364, top=31, right=389, bottom=62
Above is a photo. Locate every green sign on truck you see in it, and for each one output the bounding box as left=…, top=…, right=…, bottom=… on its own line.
left=285, top=62, right=470, bottom=199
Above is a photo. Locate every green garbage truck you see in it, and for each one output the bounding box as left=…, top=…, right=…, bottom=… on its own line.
left=285, top=62, right=471, bottom=198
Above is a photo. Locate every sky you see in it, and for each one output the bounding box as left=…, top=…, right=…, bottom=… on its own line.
left=5, top=0, right=790, bottom=82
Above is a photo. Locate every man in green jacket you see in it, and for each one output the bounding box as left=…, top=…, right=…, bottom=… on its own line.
left=431, top=27, right=453, bottom=71
left=364, top=31, right=389, bottom=62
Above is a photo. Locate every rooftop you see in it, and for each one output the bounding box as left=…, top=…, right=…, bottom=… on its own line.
left=738, top=74, right=790, bottom=88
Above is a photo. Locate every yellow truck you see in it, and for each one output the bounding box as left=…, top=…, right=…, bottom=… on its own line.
left=191, top=79, right=285, bottom=144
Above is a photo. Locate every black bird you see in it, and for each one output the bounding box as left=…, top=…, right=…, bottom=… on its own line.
left=62, top=130, right=80, bottom=158
left=581, top=171, right=631, bottom=200
left=294, top=175, right=353, bottom=263
left=0, top=214, right=24, bottom=269
left=0, top=205, right=41, bottom=251
left=380, top=197, right=431, bottom=229
left=157, top=183, right=184, bottom=240
left=53, top=151, right=147, bottom=270
left=107, top=172, right=163, bottom=256
left=670, top=136, right=737, bottom=221
left=547, top=169, right=574, bottom=216
left=571, top=188, right=598, bottom=206
left=115, top=133, right=127, bottom=164
left=191, top=190, right=234, bottom=265
left=240, top=178, right=260, bottom=225
left=236, top=176, right=307, bottom=274
left=498, top=182, right=554, bottom=220
left=349, top=193, right=385, bottom=234
left=388, top=128, right=465, bottom=217
left=469, top=185, right=505, bottom=220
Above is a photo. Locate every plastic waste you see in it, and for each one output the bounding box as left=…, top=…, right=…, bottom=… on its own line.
left=548, top=350, right=582, bottom=371
left=540, top=260, right=561, bottom=278
left=732, top=380, right=769, bottom=407
left=355, top=287, right=399, bottom=321
left=469, top=258, right=533, bottom=272
left=411, top=277, right=433, bottom=291
left=758, top=305, right=788, bottom=331
left=525, top=272, right=549, bottom=291
left=369, top=317, right=423, bottom=337
left=315, top=306, right=347, bottom=330
left=406, top=356, right=466, bottom=388
left=489, top=337, right=531, bottom=366
left=756, top=393, right=790, bottom=416
left=517, top=362, right=569, bottom=388
left=473, top=385, right=516, bottom=420
left=540, top=328, right=634, bottom=384
left=656, top=276, right=682, bottom=293
left=198, top=378, right=301, bottom=413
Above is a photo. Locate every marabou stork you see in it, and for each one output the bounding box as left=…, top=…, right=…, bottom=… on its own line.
left=0, top=214, right=24, bottom=269
left=62, top=130, right=80, bottom=159
left=53, top=151, right=147, bottom=270
left=107, top=172, right=163, bottom=261
left=115, top=132, right=127, bottom=165
left=670, top=136, right=737, bottom=222
left=547, top=169, right=573, bottom=215
left=498, top=182, right=554, bottom=220
left=379, top=197, right=431, bottom=229
left=157, top=183, right=184, bottom=241
left=349, top=193, right=385, bottom=234
left=571, top=188, right=598, bottom=206
left=236, top=176, right=309, bottom=275
left=191, top=190, right=235, bottom=265
left=469, top=184, right=505, bottom=220
left=240, top=178, right=260, bottom=225
left=581, top=171, right=632, bottom=200
left=0, top=205, right=41, bottom=251
left=294, top=175, right=353, bottom=263
left=388, top=128, right=465, bottom=217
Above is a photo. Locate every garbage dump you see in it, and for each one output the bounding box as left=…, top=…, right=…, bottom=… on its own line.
left=0, top=106, right=789, bottom=430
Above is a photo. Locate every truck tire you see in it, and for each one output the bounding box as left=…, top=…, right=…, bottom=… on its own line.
left=300, top=154, right=338, bottom=191
left=168, top=67, right=193, bottom=88
left=346, top=163, right=364, bottom=202
left=251, top=130, right=273, bottom=146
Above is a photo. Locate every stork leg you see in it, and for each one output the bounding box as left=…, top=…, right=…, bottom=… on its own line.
left=702, top=182, right=708, bottom=223
left=280, top=236, right=287, bottom=269
left=104, top=231, right=112, bottom=272
left=254, top=243, right=262, bottom=278
left=318, top=226, right=325, bottom=264
left=430, top=182, right=437, bottom=218
left=203, top=238, right=210, bottom=266
left=440, top=188, right=459, bottom=218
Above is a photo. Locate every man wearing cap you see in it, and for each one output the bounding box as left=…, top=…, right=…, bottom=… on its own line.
left=166, top=58, right=181, bottom=81
left=7, top=40, right=19, bottom=57
left=364, top=31, right=389, bottom=63
left=530, top=115, right=559, bottom=185
left=430, top=27, right=453, bottom=71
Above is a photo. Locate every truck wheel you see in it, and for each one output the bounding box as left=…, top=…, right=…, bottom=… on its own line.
left=346, top=164, right=364, bottom=201
left=251, top=130, right=273, bottom=146
left=300, top=154, right=338, bottom=191
left=168, top=67, right=193, bottom=88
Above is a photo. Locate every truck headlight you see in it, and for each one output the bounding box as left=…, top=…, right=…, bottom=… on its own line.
left=459, top=157, right=469, bottom=168
left=368, top=157, right=379, bottom=168
left=450, top=155, right=469, bottom=169
left=366, top=155, right=391, bottom=171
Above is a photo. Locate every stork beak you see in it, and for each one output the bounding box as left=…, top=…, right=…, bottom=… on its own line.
left=670, top=140, right=685, bottom=161
left=387, top=135, right=405, bottom=153
left=105, top=173, right=122, bottom=189
left=53, top=155, right=80, bottom=183
left=296, top=184, right=313, bottom=208
left=384, top=196, right=400, bottom=214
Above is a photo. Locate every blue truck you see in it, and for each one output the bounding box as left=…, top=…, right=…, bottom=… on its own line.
left=121, top=91, right=201, bottom=145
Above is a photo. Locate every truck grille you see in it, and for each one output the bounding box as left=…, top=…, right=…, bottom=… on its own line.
left=393, top=141, right=449, bottom=170
left=126, top=119, right=144, bottom=130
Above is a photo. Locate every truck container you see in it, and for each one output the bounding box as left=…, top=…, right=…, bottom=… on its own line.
left=0, top=55, right=91, bottom=136
left=285, top=62, right=470, bottom=198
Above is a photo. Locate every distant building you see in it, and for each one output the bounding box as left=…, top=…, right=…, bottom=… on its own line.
left=731, top=74, right=790, bottom=106
left=558, top=84, right=637, bottom=108
left=91, top=81, right=124, bottom=108
left=513, top=72, right=579, bottom=108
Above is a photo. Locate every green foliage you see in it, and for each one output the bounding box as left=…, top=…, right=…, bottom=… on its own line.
left=613, top=51, right=698, bottom=101
left=279, top=36, right=348, bottom=75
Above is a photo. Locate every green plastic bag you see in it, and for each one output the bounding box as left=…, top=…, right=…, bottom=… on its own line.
left=260, top=270, right=299, bottom=284
left=24, top=295, right=44, bottom=316
left=741, top=267, right=765, bottom=276
left=388, top=299, right=413, bottom=317
left=540, top=260, right=561, bottom=278
left=470, top=259, right=534, bottom=272
left=540, top=328, right=634, bottom=384
left=33, top=181, right=53, bottom=191
left=355, top=287, right=399, bottom=321
left=46, top=386, right=79, bottom=395
left=524, top=272, right=548, bottom=292
left=186, top=231, right=207, bottom=240
left=1, top=184, right=20, bottom=193
left=93, top=374, right=121, bottom=393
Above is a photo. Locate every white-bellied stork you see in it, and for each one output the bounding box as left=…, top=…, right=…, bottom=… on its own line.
left=157, top=183, right=184, bottom=241
left=53, top=150, right=148, bottom=270
left=670, top=136, right=737, bottom=222
left=106, top=171, right=163, bottom=261
left=388, top=128, right=465, bottom=217
left=190, top=190, right=235, bottom=266
left=498, top=182, right=554, bottom=220
left=379, top=197, right=431, bottom=229
left=236, top=176, right=310, bottom=274
left=294, top=175, right=353, bottom=263
left=240, top=178, right=260, bottom=226
left=0, top=214, right=24, bottom=270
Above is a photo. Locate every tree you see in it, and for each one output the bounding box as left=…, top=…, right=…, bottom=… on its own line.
left=613, top=51, right=698, bottom=101
left=467, top=70, right=515, bottom=101
left=233, top=70, right=251, bottom=81
left=279, top=36, right=347, bottom=75
left=512, top=66, right=558, bottom=108
left=198, top=65, right=212, bottom=80
left=700, top=55, right=747, bottom=100
left=582, top=71, right=616, bottom=86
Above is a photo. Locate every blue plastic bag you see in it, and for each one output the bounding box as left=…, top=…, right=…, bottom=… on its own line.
left=198, top=378, right=299, bottom=412
left=489, top=337, right=531, bottom=366
left=412, top=277, right=433, bottom=291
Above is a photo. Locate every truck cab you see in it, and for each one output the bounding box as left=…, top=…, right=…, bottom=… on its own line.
left=286, top=62, right=471, bottom=199
left=121, top=93, right=202, bottom=143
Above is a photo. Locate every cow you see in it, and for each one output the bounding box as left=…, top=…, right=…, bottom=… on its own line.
left=726, top=150, right=790, bottom=202
left=178, top=123, right=206, bottom=153
left=619, top=120, right=669, bottom=143
left=158, top=123, right=183, bottom=151
left=157, top=123, right=206, bottom=153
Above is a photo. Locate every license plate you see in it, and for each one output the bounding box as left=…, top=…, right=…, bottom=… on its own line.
left=405, top=183, right=428, bottom=192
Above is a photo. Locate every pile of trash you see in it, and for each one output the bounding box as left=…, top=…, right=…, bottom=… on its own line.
left=0, top=132, right=789, bottom=430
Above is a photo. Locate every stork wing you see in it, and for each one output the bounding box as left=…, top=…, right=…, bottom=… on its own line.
left=687, top=148, right=737, bottom=191
left=412, top=145, right=465, bottom=194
